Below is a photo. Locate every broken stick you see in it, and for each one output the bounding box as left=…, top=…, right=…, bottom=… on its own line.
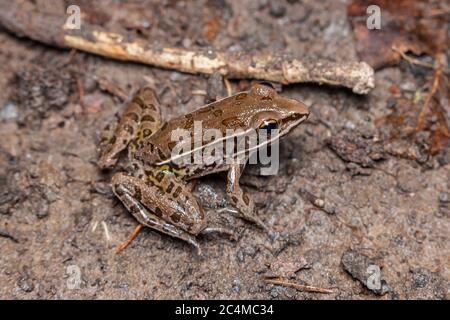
left=0, top=2, right=374, bottom=94
left=264, top=278, right=334, bottom=294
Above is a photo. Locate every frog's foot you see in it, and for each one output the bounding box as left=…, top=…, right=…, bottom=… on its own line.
left=226, top=163, right=269, bottom=232
left=201, top=226, right=238, bottom=241
left=111, top=172, right=202, bottom=255
left=98, top=87, right=162, bottom=169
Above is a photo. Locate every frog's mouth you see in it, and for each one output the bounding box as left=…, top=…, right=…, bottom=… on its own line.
left=279, top=113, right=309, bottom=136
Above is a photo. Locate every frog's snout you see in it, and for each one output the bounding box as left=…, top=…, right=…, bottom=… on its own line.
left=283, top=97, right=310, bottom=119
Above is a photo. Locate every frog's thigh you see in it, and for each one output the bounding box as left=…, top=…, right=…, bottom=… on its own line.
left=111, top=172, right=205, bottom=252
left=99, top=87, right=162, bottom=169
left=226, top=163, right=268, bottom=231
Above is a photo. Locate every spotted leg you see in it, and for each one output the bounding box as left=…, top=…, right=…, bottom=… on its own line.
left=226, top=162, right=269, bottom=231
left=98, top=87, right=162, bottom=169
left=111, top=168, right=208, bottom=254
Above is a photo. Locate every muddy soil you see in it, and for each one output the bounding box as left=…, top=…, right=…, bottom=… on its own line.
left=0, top=0, right=448, bottom=299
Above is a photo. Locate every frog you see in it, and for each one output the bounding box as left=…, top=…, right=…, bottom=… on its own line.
left=98, top=83, right=309, bottom=254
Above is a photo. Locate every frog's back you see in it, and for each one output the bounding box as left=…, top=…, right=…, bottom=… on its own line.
left=137, top=93, right=259, bottom=167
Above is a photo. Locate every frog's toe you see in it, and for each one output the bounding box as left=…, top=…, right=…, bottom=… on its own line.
left=201, top=227, right=239, bottom=241
left=191, top=240, right=202, bottom=256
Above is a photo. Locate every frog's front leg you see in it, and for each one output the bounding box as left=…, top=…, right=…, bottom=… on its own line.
left=111, top=169, right=208, bottom=254
left=99, top=87, right=162, bottom=169
left=226, top=162, right=269, bottom=231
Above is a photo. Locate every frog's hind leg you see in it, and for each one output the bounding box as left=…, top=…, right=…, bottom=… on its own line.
left=111, top=171, right=205, bottom=254
left=99, top=87, right=162, bottom=169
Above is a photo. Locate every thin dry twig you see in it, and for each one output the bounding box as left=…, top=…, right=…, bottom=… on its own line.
left=417, top=60, right=442, bottom=131
left=392, top=46, right=450, bottom=73
left=116, top=224, right=143, bottom=254
left=0, top=2, right=374, bottom=94
left=76, top=77, right=85, bottom=108
left=265, top=278, right=334, bottom=294
left=264, top=278, right=334, bottom=294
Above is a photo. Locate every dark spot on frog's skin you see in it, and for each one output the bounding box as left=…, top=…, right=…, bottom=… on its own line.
left=138, top=174, right=144, bottom=179
left=129, top=203, right=139, bottom=213
left=125, top=112, right=139, bottom=122
left=197, top=106, right=214, bottom=114
left=143, top=129, right=152, bottom=137
left=155, top=187, right=164, bottom=197
left=134, top=188, right=142, bottom=201
left=122, top=139, right=128, bottom=145
left=133, top=96, right=145, bottom=109
left=124, top=125, right=134, bottom=134
left=158, top=148, right=166, bottom=160
left=160, top=122, right=168, bottom=131
left=243, top=193, right=250, bottom=205
left=168, top=141, right=177, bottom=150
left=166, top=182, right=175, bottom=193
left=171, top=213, right=181, bottom=223
left=155, top=171, right=165, bottom=183
left=232, top=196, right=238, bottom=203
left=222, top=117, right=243, bottom=128
left=109, top=136, right=116, bottom=144
left=105, top=124, right=111, bottom=131
left=99, top=136, right=109, bottom=144
left=145, top=169, right=153, bottom=177
left=173, top=186, right=182, bottom=199
left=141, top=115, right=155, bottom=122
left=114, top=185, right=124, bottom=196
left=154, top=207, right=163, bottom=217
left=213, top=109, right=223, bottom=117
left=184, top=118, right=194, bottom=129
left=235, top=93, right=247, bottom=100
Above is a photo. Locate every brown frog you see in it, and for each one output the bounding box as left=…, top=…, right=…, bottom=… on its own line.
left=98, top=83, right=309, bottom=254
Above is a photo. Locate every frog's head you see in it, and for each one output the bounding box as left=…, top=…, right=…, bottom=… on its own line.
left=248, top=83, right=310, bottom=137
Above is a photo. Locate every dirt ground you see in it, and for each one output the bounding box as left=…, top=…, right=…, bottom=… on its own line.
left=0, top=0, right=449, bottom=299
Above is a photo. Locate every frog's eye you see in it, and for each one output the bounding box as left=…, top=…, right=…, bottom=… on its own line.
left=259, top=119, right=278, bottom=130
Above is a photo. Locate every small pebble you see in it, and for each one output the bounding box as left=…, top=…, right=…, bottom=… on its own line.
left=35, top=201, right=49, bottom=219
left=182, top=38, right=192, bottom=48
left=270, top=286, right=280, bottom=298
left=236, top=249, right=245, bottom=263
left=438, top=192, right=449, bottom=204
left=232, top=279, right=241, bottom=293
left=386, top=97, right=396, bottom=109
left=17, top=276, right=34, bottom=293
left=0, top=102, right=19, bottom=120
left=313, top=198, right=325, bottom=208
left=269, top=2, right=286, bottom=17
